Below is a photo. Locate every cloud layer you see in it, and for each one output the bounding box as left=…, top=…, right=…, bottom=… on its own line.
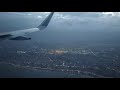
left=1, top=12, right=120, bottom=32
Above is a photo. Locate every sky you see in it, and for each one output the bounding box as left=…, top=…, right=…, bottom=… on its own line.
left=15, top=12, right=120, bottom=31
left=1, top=12, right=120, bottom=32
left=0, top=12, right=120, bottom=46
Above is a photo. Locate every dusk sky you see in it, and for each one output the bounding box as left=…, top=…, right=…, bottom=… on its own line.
left=0, top=12, right=120, bottom=45
left=1, top=12, right=120, bottom=31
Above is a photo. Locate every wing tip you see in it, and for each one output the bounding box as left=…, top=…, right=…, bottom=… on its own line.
left=38, top=12, right=54, bottom=30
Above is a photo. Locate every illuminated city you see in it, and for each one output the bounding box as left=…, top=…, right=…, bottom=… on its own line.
left=0, top=43, right=120, bottom=78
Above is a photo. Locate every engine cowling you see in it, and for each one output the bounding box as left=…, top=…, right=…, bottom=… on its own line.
left=9, top=36, right=31, bottom=40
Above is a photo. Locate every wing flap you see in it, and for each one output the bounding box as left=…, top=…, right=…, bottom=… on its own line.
left=0, top=34, right=12, bottom=38
left=9, top=36, right=31, bottom=40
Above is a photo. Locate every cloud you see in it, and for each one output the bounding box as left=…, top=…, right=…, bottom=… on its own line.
left=51, top=12, right=120, bottom=31
left=27, top=14, right=32, bottom=16
left=37, top=16, right=42, bottom=18
left=102, top=12, right=120, bottom=17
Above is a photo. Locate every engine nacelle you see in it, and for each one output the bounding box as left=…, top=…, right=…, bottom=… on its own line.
left=9, top=36, right=31, bottom=40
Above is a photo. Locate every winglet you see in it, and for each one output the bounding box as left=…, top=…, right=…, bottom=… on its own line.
left=37, top=12, right=54, bottom=30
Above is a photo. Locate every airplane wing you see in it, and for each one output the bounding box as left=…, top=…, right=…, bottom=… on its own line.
left=0, top=12, right=54, bottom=40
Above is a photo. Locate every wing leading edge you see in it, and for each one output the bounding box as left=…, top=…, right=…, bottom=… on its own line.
left=0, top=12, right=54, bottom=40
